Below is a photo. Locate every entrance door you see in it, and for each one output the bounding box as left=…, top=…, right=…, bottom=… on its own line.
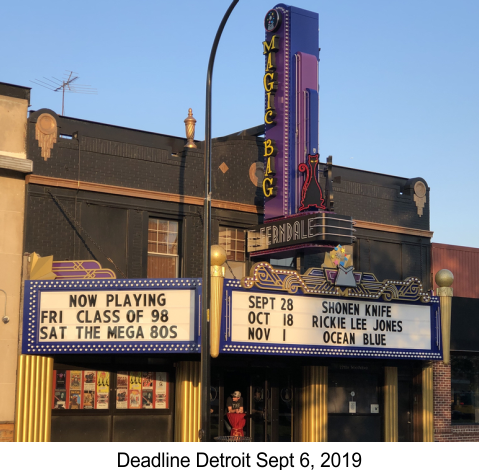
left=219, top=368, right=293, bottom=442
left=249, top=370, right=293, bottom=442
left=328, top=367, right=382, bottom=442
left=250, top=373, right=270, bottom=442
left=398, top=368, right=414, bottom=442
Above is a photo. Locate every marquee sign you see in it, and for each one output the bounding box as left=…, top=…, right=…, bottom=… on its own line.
left=22, top=278, right=201, bottom=355
left=22, top=272, right=442, bottom=360
left=220, top=279, right=441, bottom=360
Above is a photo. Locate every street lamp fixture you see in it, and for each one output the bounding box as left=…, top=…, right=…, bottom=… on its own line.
left=200, top=0, right=240, bottom=443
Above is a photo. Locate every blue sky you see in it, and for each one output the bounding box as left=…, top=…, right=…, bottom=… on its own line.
left=2, top=0, right=478, bottom=247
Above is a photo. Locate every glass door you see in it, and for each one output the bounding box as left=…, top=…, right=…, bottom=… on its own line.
left=250, top=373, right=269, bottom=441
left=249, top=371, right=293, bottom=442
left=277, top=375, right=293, bottom=442
left=216, top=366, right=293, bottom=442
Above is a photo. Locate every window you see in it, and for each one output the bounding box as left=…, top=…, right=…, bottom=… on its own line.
left=451, top=355, right=479, bottom=424
left=52, top=370, right=170, bottom=410
left=219, top=227, right=246, bottom=279
left=148, top=218, right=179, bottom=278
left=270, top=257, right=295, bottom=269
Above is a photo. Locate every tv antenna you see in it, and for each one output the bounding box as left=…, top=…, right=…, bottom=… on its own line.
left=31, top=71, right=97, bottom=116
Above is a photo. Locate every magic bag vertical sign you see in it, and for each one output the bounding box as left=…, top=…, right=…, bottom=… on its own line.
left=263, top=7, right=286, bottom=218
left=262, top=5, right=321, bottom=220
left=248, top=6, right=354, bottom=256
left=262, top=25, right=279, bottom=199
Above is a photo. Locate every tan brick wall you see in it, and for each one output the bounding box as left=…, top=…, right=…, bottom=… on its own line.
left=0, top=173, right=25, bottom=423
left=0, top=91, right=28, bottom=424
left=434, top=361, right=479, bottom=441
left=0, top=95, right=28, bottom=159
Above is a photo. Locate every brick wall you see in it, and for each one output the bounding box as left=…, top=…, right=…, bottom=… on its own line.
left=28, top=109, right=430, bottom=229
left=319, top=170, right=430, bottom=231
left=25, top=109, right=431, bottom=284
left=27, top=112, right=263, bottom=206
left=434, top=361, right=479, bottom=441
left=26, top=190, right=76, bottom=261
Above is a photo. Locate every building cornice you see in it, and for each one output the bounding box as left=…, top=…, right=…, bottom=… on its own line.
left=25, top=175, right=434, bottom=237
left=0, top=154, right=33, bottom=173
left=25, top=175, right=262, bottom=214
left=353, top=220, right=433, bottom=238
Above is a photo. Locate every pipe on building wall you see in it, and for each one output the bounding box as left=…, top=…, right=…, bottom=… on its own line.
left=384, top=366, right=398, bottom=442
left=174, top=361, right=201, bottom=442
left=301, top=366, right=327, bottom=442
left=14, top=355, right=53, bottom=442
left=422, top=363, right=434, bottom=442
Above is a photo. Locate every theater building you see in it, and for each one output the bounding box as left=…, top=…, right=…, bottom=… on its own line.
left=4, top=4, right=456, bottom=443
left=10, top=102, right=439, bottom=442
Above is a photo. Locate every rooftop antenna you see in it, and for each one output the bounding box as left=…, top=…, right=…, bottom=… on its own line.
left=31, top=71, right=97, bottom=116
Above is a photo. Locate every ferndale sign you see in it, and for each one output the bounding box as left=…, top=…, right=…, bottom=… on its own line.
left=247, top=212, right=354, bottom=254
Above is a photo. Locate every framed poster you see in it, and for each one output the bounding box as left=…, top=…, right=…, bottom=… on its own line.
left=52, top=370, right=109, bottom=410
left=115, top=371, right=170, bottom=410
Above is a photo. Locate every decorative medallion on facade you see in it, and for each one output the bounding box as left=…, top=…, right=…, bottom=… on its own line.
left=35, top=113, right=57, bottom=161
left=414, top=180, right=427, bottom=217
left=249, top=161, right=264, bottom=187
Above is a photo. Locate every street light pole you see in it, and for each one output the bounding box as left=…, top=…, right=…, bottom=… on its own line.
left=200, top=0, right=239, bottom=443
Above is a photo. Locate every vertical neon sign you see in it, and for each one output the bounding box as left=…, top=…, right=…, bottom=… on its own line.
left=263, top=4, right=320, bottom=220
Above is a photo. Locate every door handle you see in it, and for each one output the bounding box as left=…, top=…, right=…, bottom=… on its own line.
left=407, top=411, right=411, bottom=424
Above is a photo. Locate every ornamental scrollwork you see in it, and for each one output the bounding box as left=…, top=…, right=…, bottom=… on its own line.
left=241, top=262, right=430, bottom=303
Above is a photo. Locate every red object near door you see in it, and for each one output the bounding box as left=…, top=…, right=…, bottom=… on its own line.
left=227, top=412, right=246, bottom=437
